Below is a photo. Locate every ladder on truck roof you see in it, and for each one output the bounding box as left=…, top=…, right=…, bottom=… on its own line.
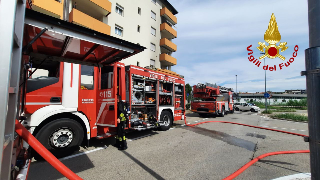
left=0, top=0, right=26, bottom=179
left=0, top=1, right=145, bottom=179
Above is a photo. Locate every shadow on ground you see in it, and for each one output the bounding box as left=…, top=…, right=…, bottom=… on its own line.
left=28, top=129, right=160, bottom=179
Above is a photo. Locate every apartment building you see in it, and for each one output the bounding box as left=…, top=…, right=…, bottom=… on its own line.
left=29, top=0, right=178, bottom=70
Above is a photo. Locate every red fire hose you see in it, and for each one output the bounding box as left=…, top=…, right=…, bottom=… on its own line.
left=184, top=119, right=307, bottom=137
left=15, top=120, right=82, bottom=180
left=184, top=117, right=309, bottom=179
left=223, top=150, right=310, bottom=180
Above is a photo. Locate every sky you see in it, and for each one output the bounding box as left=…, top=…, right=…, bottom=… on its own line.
left=169, top=0, right=309, bottom=93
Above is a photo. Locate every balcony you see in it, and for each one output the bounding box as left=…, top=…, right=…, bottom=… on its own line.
left=160, top=7, right=177, bottom=25
left=76, top=0, right=112, bottom=20
left=160, top=23, right=177, bottom=39
left=160, top=53, right=177, bottom=66
left=30, top=0, right=63, bottom=19
left=160, top=38, right=177, bottom=53
left=69, top=9, right=111, bottom=35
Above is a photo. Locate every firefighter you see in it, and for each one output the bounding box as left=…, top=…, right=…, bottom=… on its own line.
left=115, top=95, right=128, bottom=150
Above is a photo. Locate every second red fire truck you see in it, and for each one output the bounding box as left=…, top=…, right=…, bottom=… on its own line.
left=191, top=83, right=234, bottom=117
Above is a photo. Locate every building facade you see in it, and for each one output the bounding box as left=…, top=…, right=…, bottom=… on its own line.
left=29, top=0, right=178, bottom=70
left=237, top=93, right=307, bottom=105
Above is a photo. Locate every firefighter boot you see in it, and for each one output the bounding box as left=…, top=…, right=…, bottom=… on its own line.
left=118, top=136, right=127, bottom=150
left=115, top=136, right=120, bottom=148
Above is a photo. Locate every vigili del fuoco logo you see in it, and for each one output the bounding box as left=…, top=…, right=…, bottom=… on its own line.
left=247, top=13, right=299, bottom=71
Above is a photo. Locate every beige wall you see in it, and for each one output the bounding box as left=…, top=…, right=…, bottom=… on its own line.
left=106, top=0, right=164, bottom=68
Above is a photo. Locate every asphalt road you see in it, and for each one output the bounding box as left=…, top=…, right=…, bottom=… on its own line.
left=28, top=111, right=310, bottom=180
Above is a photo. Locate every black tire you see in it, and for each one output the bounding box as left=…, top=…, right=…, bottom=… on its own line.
left=33, top=118, right=84, bottom=160
left=235, top=107, right=239, bottom=111
left=250, top=108, right=255, bottom=112
left=219, top=107, right=225, bottom=117
left=230, top=107, right=234, bottom=114
left=199, top=113, right=207, bottom=117
left=159, top=111, right=172, bottom=131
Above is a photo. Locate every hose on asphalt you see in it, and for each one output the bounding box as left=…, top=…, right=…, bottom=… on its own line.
left=223, top=150, right=310, bottom=180
left=183, top=116, right=309, bottom=179
left=15, top=120, right=83, bottom=180
left=184, top=118, right=307, bottom=137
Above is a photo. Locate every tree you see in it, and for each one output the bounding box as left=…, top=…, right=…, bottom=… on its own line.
left=185, top=83, right=192, bottom=103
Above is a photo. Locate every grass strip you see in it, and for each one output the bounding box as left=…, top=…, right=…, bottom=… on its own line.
left=270, top=113, right=308, bottom=122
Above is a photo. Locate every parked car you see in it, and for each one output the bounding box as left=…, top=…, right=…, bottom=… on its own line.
left=234, top=103, right=260, bottom=112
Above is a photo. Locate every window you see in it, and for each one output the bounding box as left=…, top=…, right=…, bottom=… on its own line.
left=151, top=0, right=156, bottom=4
left=101, top=66, right=114, bottom=89
left=81, top=65, right=94, bottom=90
left=115, top=25, right=123, bottom=36
left=151, top=27, right=156, bottom=36
left=27, top=60, right=60, bottom=93
left=116, top=4, right=124, bottom=16
left=138, top=7, right=141, bottom=15
left=150, top=43, right=156, bottom=52
left=150, top=59, right=155, bottom=67
left=137, top=25, right=140, bottom=32
left=151, top=11, right=156, bottom=20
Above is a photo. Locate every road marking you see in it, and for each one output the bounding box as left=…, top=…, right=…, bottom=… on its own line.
left=205, top=118, right=208, bottom=120
left=291, top=129, right=296, bottom=131
left=195, top=121, right=198, bottom=122
left=59, top=146, right=108, bottom=161
left=272, top=173, right=310, bottom=180
left=187, top=123, right=190, bottom=124
left=299, top=130, right=306, bottom=132
left=272, top=127, right=278, bottom=129
left=181, top=124, right=186, bottom=127
left=261, top=125, right=269, bottom=128
left=169, top=128, right=175, bottom=130
left=281, top=128, right=287, bottom=130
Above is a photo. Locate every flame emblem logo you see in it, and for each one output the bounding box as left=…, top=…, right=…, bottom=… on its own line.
left=257, top=13, right=288, bottom=60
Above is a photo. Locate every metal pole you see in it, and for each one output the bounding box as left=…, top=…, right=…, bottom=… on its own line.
left=236, top=75, right=237, bottom=94
left=305, top=1, right=320, bottom=179
left=264, top=58, right=267, bottom=112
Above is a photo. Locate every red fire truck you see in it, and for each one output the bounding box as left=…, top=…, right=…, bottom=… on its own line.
left=24, top=60, right=185, bottom=157
left=191, top=83, right=234, bottom=117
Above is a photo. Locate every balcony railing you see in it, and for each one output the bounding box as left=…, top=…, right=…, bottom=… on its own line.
left=160, top=23, right=177, bottom=39
left=69, top=9, right=111, bottom=35
left=160, top=38, right=177, bottom=52
left=30, top=0, right=63, bottom=19
left=160, top=53, right=177, bottom=66
left=160, top=7, right=177, bottom=25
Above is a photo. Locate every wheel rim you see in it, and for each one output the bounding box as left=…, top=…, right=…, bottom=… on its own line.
left=162, top=115, right=170, bottom=126
left=222, top=109, right=225, bottom=115
left=50, top=128, right=74, bottom=148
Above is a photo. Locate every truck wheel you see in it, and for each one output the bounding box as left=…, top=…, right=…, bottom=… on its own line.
left=219, top=107, right=225, bottom=117
left=34, top=118, right=84, bottom=160
left=250, top=108, right=255, bottom=112
left=199, top=113, right=207, bottom=117
left=230, top=107, right=234, bottom=114
left=159, top=111, right=172, bottom=131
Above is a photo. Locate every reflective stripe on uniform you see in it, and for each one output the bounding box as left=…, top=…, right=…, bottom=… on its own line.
left=123, top=136, right=126, bottom=140
left=121, top=117, right=126, bottom=121
left=119, top=137, right=122, bottom=141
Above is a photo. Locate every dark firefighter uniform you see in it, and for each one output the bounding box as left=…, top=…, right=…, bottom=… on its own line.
left=115, top=98, right=128, bottom=150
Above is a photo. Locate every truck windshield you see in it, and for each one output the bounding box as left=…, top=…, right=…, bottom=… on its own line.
left=27, top=60, right=60, bottom=93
